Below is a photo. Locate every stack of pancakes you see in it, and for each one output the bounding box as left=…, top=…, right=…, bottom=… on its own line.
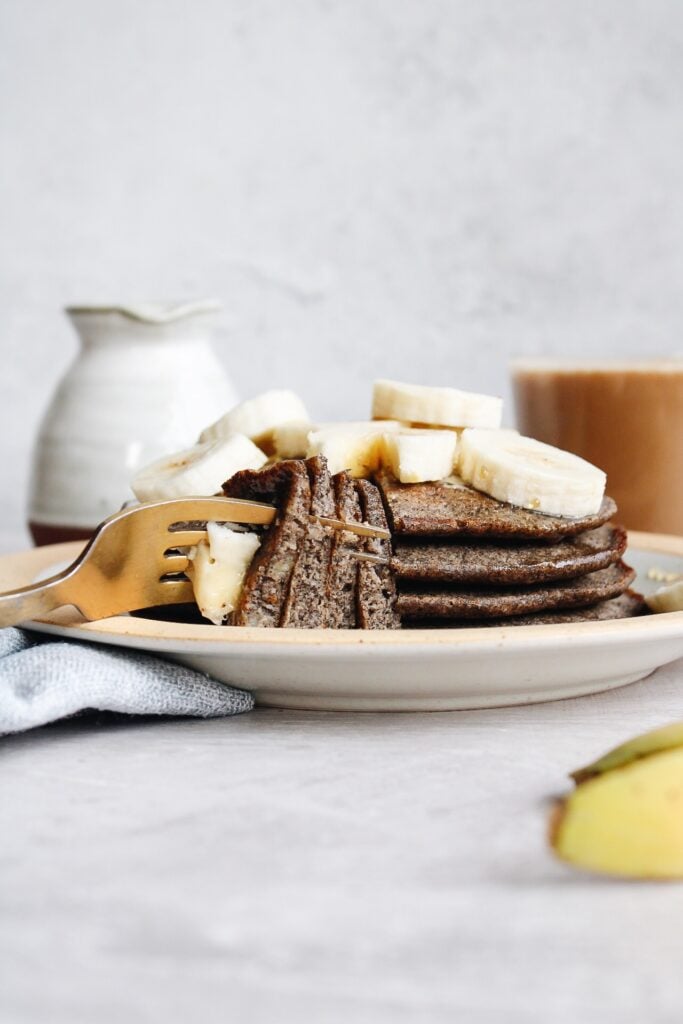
left=214, top=458, right=643, bottom=629
left=374, top=471, right=644, bottom=627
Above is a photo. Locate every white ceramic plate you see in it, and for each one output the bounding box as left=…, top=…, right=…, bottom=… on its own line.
left=2, top=534, right=683, bottom=711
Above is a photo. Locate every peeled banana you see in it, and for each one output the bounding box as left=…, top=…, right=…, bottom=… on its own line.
left=199, top=389, right=310, bottom=449
left=381, top=429, right=458, bottom=483
left=272, top=419, right=313, bottom=459
left=187, top=522, right=261, bottom=625
left=372, top=379, right=502, bottom=429
left=306, top=421, right=401, bottom=477
left=131, top=435, right=267, bottom=502
left=458, top=429, right=606, bottom=518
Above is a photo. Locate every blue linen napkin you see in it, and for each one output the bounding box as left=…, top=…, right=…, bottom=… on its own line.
left=0, top=627, right=254, bottom=735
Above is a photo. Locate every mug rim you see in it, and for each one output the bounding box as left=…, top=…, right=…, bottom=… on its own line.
left=510, top=356, right=683, bottom=374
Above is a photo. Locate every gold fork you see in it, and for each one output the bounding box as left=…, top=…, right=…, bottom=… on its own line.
left=0, top=496, right=390, bottom=628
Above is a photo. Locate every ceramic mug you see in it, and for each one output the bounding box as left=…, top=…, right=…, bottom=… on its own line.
left=512, top=358, right=683, bottom=535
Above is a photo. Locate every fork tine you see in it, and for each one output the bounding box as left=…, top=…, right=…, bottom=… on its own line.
left=351, top=552, right=389, bottom=565
left=310, top=515, right=391, bottom=541
left=154, top=578, right=196, bottom=604
left=152, top=496, right=276, bottom=529
left=163, top=530, right=209, bottom=548
left=162, top=553, right=191, bottom=573
left=132, top=498, right=390, bottom=541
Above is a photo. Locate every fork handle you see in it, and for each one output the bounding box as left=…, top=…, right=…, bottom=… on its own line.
left=0, top=572, right=72, bottom=628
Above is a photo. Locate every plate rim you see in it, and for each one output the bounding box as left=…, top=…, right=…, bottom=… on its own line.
left=2, top=531, right=682, bottom=652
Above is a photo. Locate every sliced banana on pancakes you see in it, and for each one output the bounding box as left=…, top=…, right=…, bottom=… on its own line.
left=199, top=389, right=310, bottom=448
left=131, top=434, right=267, bottom=502
left=272, top=419, right=313, bottom=459
left=382, top=429, right=458, bottom=484
left=372, top=378, right=502, bottom=429
left=306, top=421, right=402, bottom=477
left=458, top=429, right=606, bottom=518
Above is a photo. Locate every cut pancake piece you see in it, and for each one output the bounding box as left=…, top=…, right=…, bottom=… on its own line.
left=375, top=470, right=617, bottom=540
left=355, top=478, right=401, bottom=629
left=405, top=591, right=646, bottom=628
left=392, top=524, right=627, bottom=586
left=223, top=460, right=310, bottom=626
left=397, top=560, right=636, bottom=620
left=326, top=471, right=362, bottom=628
left=221, top=458, right=400, bottom=630
left=280, top=456, right=336, bottom=628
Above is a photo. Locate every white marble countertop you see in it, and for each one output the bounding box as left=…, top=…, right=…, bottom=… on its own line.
left=3, top=658, right=683, bottom=1023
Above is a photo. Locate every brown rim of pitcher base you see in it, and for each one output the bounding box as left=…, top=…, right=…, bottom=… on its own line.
left=28, top=521, right=94, bottom=547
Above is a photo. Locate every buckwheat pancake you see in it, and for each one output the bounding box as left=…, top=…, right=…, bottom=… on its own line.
left=405, top=591, right=646, bottom=628
left=375, top=470, right=617, bottom=540
left=493, top=590, right=646, bottom=625
left=355, top=478, right=401, bottom=629
left=392, top=524, right=627, bottom=586
left=222, top=458, right=399, bottom=629
left=281, top=456, right=336, bottom=628
left=223, top=460, right=311, bottom=627
left=396, top=560, right=636, bottom=620
left=326, top=471, right=363, bottom=628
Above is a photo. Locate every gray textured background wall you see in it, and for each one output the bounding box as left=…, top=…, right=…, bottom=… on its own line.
left=2, top=0, right=682, bottom=549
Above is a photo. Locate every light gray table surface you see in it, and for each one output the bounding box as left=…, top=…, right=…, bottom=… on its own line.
left=2, top=652, right=683, bottom=1023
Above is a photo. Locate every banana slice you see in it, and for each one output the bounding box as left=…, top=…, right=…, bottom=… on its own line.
left=277, top=420, right=407, bottom=464
left=458, top=429, right=606, bottom=517
left=187, top=523, right=261, bottom=625
left=372, top=379, right=502, bottom=429
left=199, top=390, right=310, bottom=449
left=382, top=429, right=458, bottom=483
left=306, top=421, right=402, bottom=477
left=646, top=581, right=683, bottom=614
left=131, top=435, right=267, bottom=501
left=272, top=419, right=313, bottom=459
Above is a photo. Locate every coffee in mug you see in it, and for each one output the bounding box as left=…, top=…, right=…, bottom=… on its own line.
left=511, top=359, right=683, bottom=535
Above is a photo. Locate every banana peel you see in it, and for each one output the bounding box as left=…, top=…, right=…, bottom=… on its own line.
left=550, top=722, right=683, bottom=878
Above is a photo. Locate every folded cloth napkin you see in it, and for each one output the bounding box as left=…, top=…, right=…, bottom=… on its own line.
left=0, top=628, right=254, bottom=736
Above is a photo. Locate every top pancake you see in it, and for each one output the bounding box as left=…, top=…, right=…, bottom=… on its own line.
left=374, top=470, right=617, bottom=541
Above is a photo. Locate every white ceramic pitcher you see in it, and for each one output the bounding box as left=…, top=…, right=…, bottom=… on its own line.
left=28, top=301, right=238, bottom=545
